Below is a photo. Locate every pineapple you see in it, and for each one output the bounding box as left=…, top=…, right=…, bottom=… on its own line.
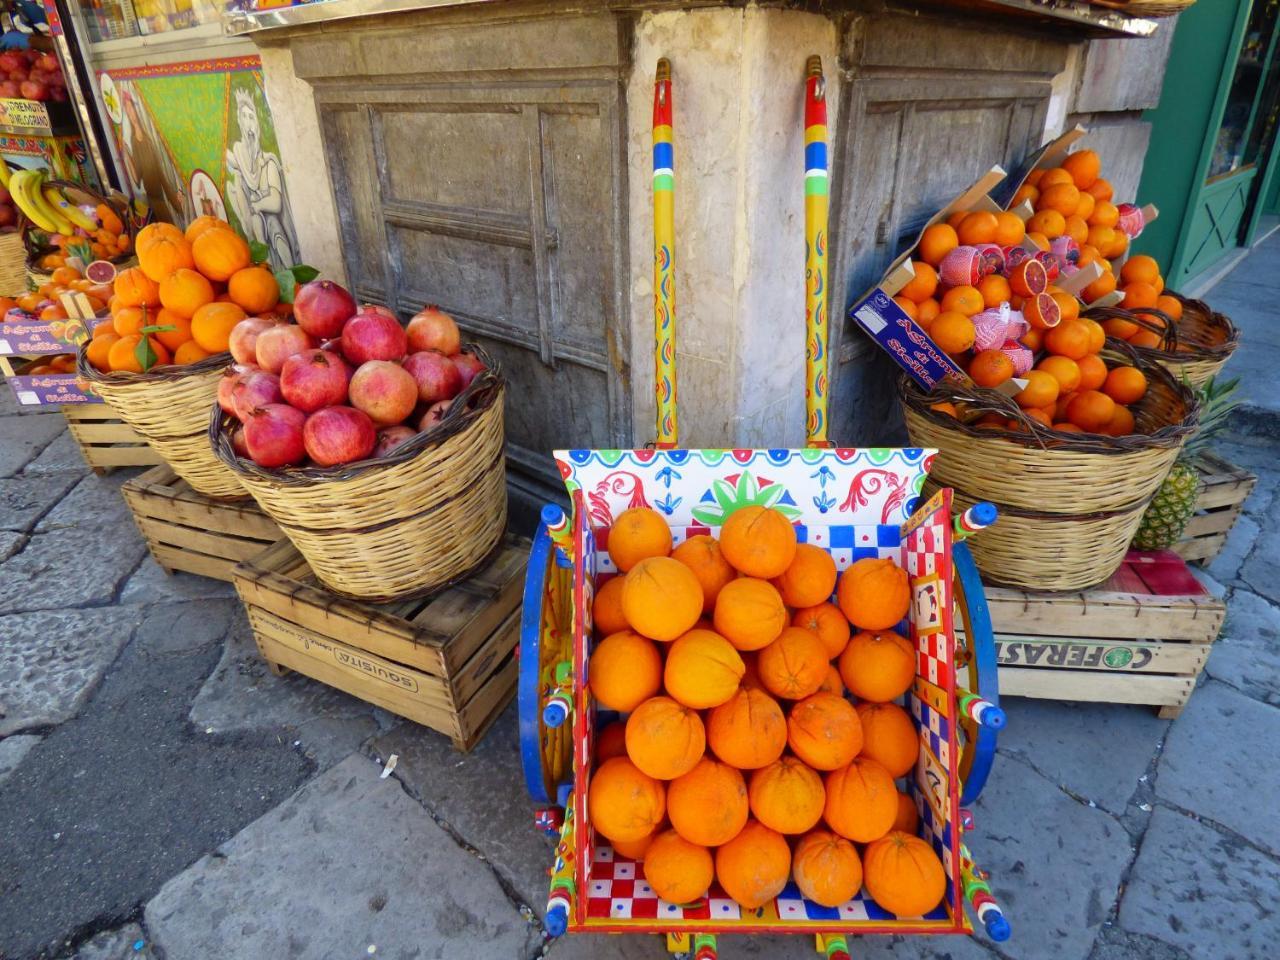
left=1132, top=376, right=1240, bottom=550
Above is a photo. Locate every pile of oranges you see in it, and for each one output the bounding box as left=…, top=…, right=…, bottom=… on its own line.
left=36, top=203, right=130, bottom=270
left=0, top=263, right=112, bottom=322
left=585, top=504, right=947, bottom=918
left=1010, top=150, right=1134, bottom=263
left=86, top=216, right=289, bottom=374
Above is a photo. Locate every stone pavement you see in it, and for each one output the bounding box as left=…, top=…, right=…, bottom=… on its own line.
left=2, top=266, right=1280, bottom=958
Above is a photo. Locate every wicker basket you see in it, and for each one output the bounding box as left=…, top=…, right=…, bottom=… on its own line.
left=902, top=341, right=1199, bottom=590
left=1086, top=294, right=1238, bottom=390
left=24, top=183, right=138, bottom=287
left=211, top=348, right=507, bottom=603
left=1089, top=0, right=1195, bottom=16
left=0, top=232, right=26, bottom=298
left=75, top=347, right=245, bottom=499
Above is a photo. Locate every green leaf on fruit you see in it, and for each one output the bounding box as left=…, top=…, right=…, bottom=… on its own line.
left=249, top=240, right=271, bottom=265
left=290, top=264, right=319, bottom=285
left=135, top=335, right=158, bottom=372
left=274, top=267, right=297, bottom=304
left=140, top=324, right=177, bottom=334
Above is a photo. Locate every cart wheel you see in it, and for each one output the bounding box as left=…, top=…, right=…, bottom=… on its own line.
left=519, top=508, right=575, bottom=806
left=953, top=540, right=1004, bottom=806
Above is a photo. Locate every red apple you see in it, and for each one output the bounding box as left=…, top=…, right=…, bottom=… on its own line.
left=303, top=406, right=376, bottom=466
left=349, top=360, right=418, bottom=427
left=451, top=351, right=486, bottom=390
left=373, top=425, right=416, bottom=458
left=229, top=316, right=279, bottom=366
left=406, top=306, right=460, bottom=355
left=244, top=404, right=306, bottom=468
left=402, top=350, right=462, bottom=404
left=418, top=400, right=452, bottom=431
left=231, top=371, right=284, bottom=421
left=341, top=312, right=407, bottom=364
left=294, top=280, right=356, bottom=340
left=255, top=324, right=316, bottom=374
left=280, top=348, right=349, bottom=413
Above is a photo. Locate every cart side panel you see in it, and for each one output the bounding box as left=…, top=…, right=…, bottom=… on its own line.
left=571, top=490, right=598, bottom=925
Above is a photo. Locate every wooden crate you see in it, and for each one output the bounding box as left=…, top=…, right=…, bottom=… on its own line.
left=979, top=551, right=1226, bottom=719
left=122, top=465, right=281, bottom=582
left=232, top=535, right=527, bottom=751
left=1172, top=452, right=1257, bottom=565
left=62, top=403, right=162, bottom=473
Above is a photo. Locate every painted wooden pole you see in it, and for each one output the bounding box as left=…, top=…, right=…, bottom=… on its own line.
left=961, top=845, right=1011, bottom=942
left=958, top=690, right=1007, bottom=729
left=954, top=501, right=998, bottom=540
left=804, top=55, right=830, bottom=448
left=541, top=503, right=574, bottom=565
left=542, top=660, right=573, bottom=727
left=653, top=57, right=679, bottom=448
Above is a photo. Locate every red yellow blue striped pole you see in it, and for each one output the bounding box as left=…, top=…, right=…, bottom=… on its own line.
left=804, top=55, right=830, bottom=448
left=653, top=57, right=678, bottom=448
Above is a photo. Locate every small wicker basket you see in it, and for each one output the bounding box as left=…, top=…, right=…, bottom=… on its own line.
left=902, top=341, right=1199, bottom=590
left=0, top=232, right=27, bottom=298
left=211, top=347, right=507, bottom=603
left=1086, top=294, right=1238, bottom=390
left=76, top=347, right=245, bottom=499
left=24, top=183, right=138, bottom=287
left=1088, top=0, right=1195, bottom=17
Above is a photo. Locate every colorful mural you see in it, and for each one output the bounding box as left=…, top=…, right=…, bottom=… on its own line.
left=97, top=56, right=300, bottom=264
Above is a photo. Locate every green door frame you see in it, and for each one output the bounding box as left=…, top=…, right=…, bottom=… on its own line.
left=1243, top=18, right=1280, bottom=243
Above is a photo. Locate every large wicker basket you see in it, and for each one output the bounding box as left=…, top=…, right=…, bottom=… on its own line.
left=76, top=347, right=245, bottom=499
left=211, top=348, right=507, bottom=603
left=1088, top=0, right=1195, bottom=17
left=1086, top=294, right=1237, bottom=390
left=902, top=342, right=1199, bottom=590
left=0, top=232, right=26, bottom=298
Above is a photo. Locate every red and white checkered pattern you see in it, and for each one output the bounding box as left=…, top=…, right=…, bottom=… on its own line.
left=586, top=847, right=739, bottom=921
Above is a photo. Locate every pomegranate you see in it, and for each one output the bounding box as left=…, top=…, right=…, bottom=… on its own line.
left=230, top=426, right=250, bottom=459
left=403, top=350, right=462, bottom=404
left=232, top=371, right=284, bottom=421
left=418, top=400, right=452, bottom=431
left=348, top=360, right=418, bottom=426
left=35, top=54, right=60, bottom=74
left=341, top=312, right=407, bottom=365
left=229, top=316, right=279, bottom=366
left=20, top=80, right=47, bottom=101
left=244, top=404, right=306, bottom=468
left=280, top=349, right=349, bottom=413
left=217, top=367, right=247, bottom=417
left=360, top=303, right=397, bottom=319
left=0, top=52, right=22, bottom=73
left=451, top=351, right=486, bottom=390
left=406, top=306, right=460, bottom=355
left=373, top=425, right=416, bottom=458
left=303, top=406, right=376, bottom=466
left=294, top=280, right=356, bottom=340
left=0, top=81, right=18, bottom=99
left=255, top=324, right=316, bottom=374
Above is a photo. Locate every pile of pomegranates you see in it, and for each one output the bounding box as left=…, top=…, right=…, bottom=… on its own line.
left=216, top=279, right=487, bottom=469
left=0, top=49, right=66, bottom=103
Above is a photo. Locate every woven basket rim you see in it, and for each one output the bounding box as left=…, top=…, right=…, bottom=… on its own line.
left=942, top=485, right=1152, bottom=521
left=901, top=337, right=1200, bottom=452
left=210, top=342, right=506, bottom=486
left=1086, top=292, right=1239, bottom=363
left=76, top=342, right=233, bottom=384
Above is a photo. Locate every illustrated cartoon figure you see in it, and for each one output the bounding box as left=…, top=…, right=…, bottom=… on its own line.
left=225, top=84, right=299, bottom=266
left=116, top=83, right=188, bottom=224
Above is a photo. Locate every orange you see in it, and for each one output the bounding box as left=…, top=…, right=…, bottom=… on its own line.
left=1063, top=215, right=1089, bottom=246
left=1062, top=149, right=1101, bottom=189
left=671, top=535, right=735, bottom=614
left=1045, top=319, right=1091, bottom=360
left=667, top=758, right=749, bottom=847
left=134, top=222, right=184, bottom=255
left=715, top=820, right=791, bottom=909
left=946, top=211, right=968, bottom=230
left=1037, top=183, right=1080, bottom=217
left=138, top=235, right=194, bottom=283
left=190, top=302, right=247, bottom=353
left=714, top=577, right=787, bottom=651
left=643, top=830, right=713, bottom=904
left=930, top=400, right=959, bottom=418
left=1054, top=422, right=1084, bottom=434
left=608, top=507, right=672, bottom=572
left=1023, top=293, right=1060, bottom=331
left=622, top=557, right=704, bottom=642
left=837, top=558, right=909, bottom=632
left=152, top=308, right=193, bottom=352
left=1055, top=391, right=1078, bottom=421
left=1025, top=168, right=1047, bottom=187
left=707, top=687, right=787, bottom=770
left=977, top=274, right=1012, bottom=309
left=1038, top=355, right=1082, bottom=393
left=159, top=268, right=216, bottom=319
left=107, top=334, right=170, bottom=373
left=192, top=228, right=251, bottom=282
left=838, top=630, right=915, bottom=703
left=1079, top=316, right=1106, bottom=353
left=929, top=311, right=975, bottom=354
left=86, top=333, right=120, bottom=371
left=1076, top=353, right=1108, bottom=391
left=993, top=211, right=1025, bottom=247
left=969, top=349, right=1013, bottom=388
left=1011, top=183, right=1039, bottom=208
left=855, top=702, right=918, bottom=778
left=792, top=830, right=863, bottom=908
left=1122, top=282, right=1159, bottom=310
left=1106, top=230, right=1130, bottom=260
left=597, top=721, right=628, bottom=764
left=864, top=832, right=947, bottom=918
left=787, top=692, right=862, bottom=771
left=593, top=576, right=630, bottom=635
left=1022, top=408, right=1053, bottom=429
left=1066, top=390, right=1116, bottom=432
left=894, top=297, right=918, bottom=321
left=1089, top=201, right=1119, bottom=228
left=1156, top=295, right=1183, bottom=322
left=1129, top=328, right=1163, bottom=349
left=1026, top=209, right=1066, bottom=238
left=1120, top=255, right=1161, bottom=287
left=719, top=505, right=797, bottom=579
left=626, top=696, right=706, bottom=780
left=956, top=211, right=998, bottom=246
left=111, top=306, right=147, bottom=337
left=1086, top=225, right=1117, bottom=255
left=1015, top=370, right=1059, bottom=409
left=1103, top=366, right=1147, bottom=404
left=113, top=267, right=160, bottom=308
left=228, top=266, right=281, bottom=314
left=772, top=543, right=837, bottom=608
left=917, top=223, right=958, bottom=267
left=1051, top=291, right=1080, bottom=325
left=589, top=630, right=662, bottom=711
left=758, top=627, right=830, bottom=701
left=940, top=286, right=984, bottom=317
left=916, top=298, right=941, bottom=329
left=1075, top=191, right=1097, bottom=223
left=185, top=215, right=229, bottom=244
left=664, top=629, right=744, bottom=709
left=1104, top=405, right=1136, bottom=437
left=819, top=664, right=844, bottom=697
left=749, top=757, right=826, bottom=835
left=824, top=758, right=898, bottom=843
left=893, top=791, right=920, bottom=835
left=1081, top=270, right=1117, bottom=304
left=792, top=602, right=851, bottom=659
left=1087, top=178, right=1114, bottom=202
left=899, top=262, right=938, bottom=304
left=1039, top=168, right=1074, bottom=189
left=589, top=757, right=665, bottom=843
left=173, top=340, right=212, bottom=365
left=1021, top=327, right=1043, bottom=352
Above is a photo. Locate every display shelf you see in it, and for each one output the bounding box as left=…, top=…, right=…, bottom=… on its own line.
left=904, top=0, right=1159, bottom=38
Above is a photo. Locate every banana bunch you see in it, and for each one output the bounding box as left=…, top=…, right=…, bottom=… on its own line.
left=2, top=165, right=98, bottom=235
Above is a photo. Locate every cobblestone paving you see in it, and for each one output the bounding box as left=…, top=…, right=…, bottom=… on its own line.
left=1, top=247, right=1279, bottom=957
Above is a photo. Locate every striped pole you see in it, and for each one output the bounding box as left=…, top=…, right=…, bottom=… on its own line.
left=953, top=502, right=998, bottom=541
left=961, top=846, right=1011, bottom=942
left=804, top=55, right=830, bottom=448
left=541, top=504, right=574, bottom=565
left=818, top=933, right=851, bottom=959
left=692, top=933, right=718, bottom=960
left=542, top=660, right=574, bottom=727
left=653, top=57, right=679, bottom=448
left=958, top=690, right=1007, bottom=730
left=544, top=810, right=577, bottom=938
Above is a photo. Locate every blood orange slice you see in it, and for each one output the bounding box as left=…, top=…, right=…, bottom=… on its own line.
left=1023, top=292, right=1061, bottom=330
left=85, top=260, right=118, bottom=285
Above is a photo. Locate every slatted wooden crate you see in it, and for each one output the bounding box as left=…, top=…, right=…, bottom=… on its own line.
left=122, top=465, right=281, bottom=582
left=978, top=550, right=1225, bottom=719
left=232, top=535, right=527, bottom=751
left=63, top=404, right=162, bottom=474
left=1173, top=452, right=1257, bottom=565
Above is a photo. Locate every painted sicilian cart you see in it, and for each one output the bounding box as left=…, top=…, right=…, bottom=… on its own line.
left=516, top=57, right=1009, bottom=958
